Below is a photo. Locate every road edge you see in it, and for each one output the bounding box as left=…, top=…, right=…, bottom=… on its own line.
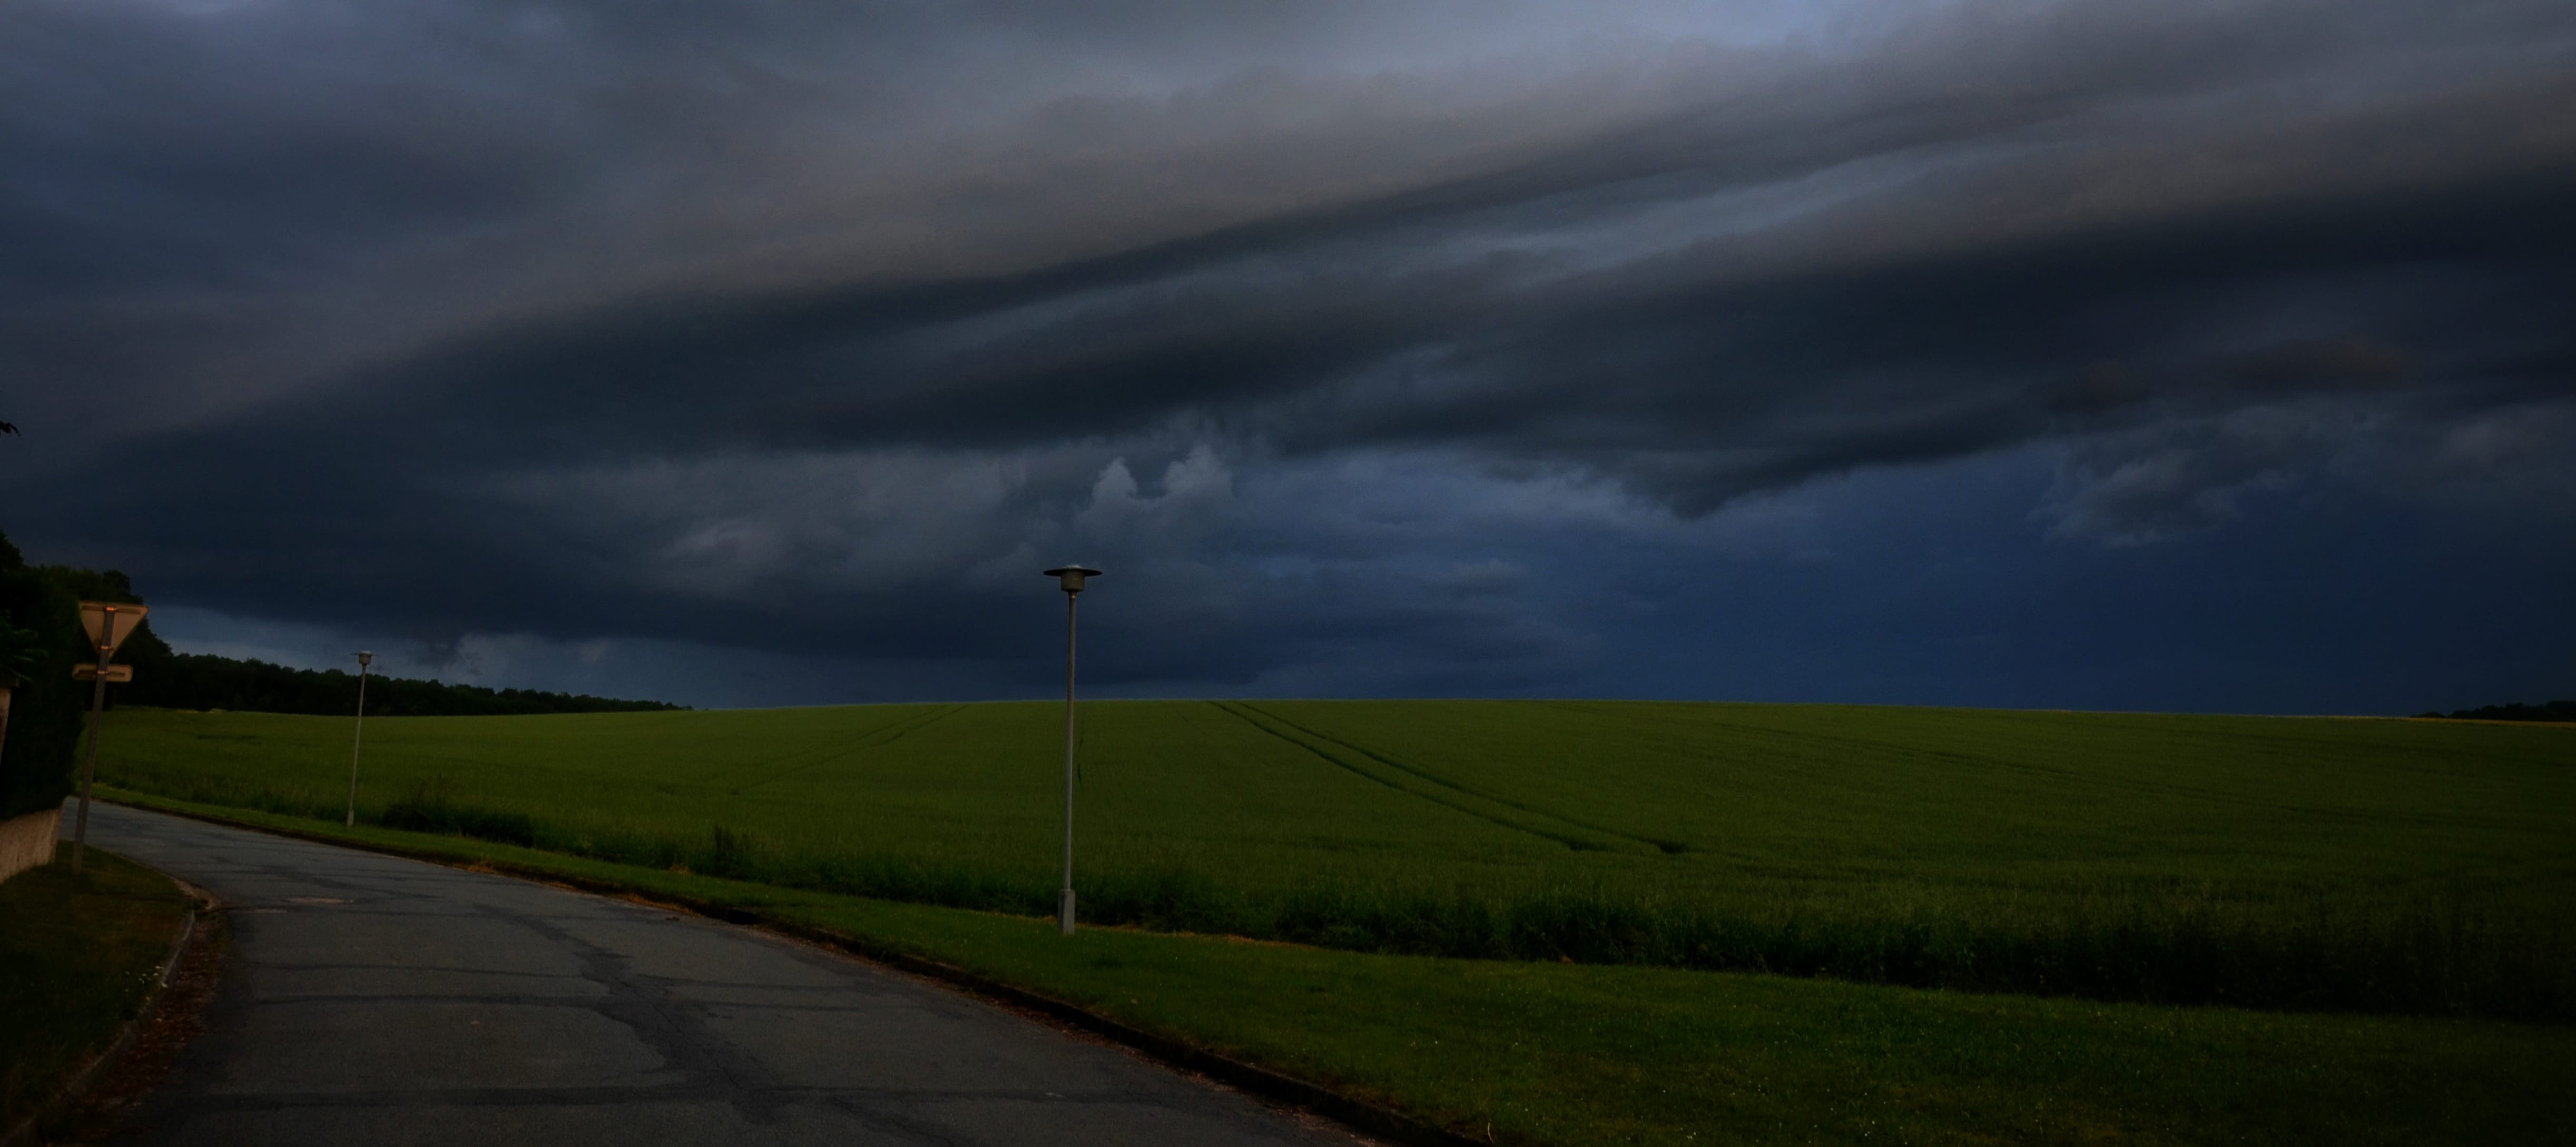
left=93, top=798, right=1490, bottom=1147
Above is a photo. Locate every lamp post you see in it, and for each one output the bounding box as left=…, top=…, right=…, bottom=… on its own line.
left=71, top=601, right=148, bottom=874
left=1043, top=565, right=1100, bottom=936
left=345, top=651, right=373, bottom=827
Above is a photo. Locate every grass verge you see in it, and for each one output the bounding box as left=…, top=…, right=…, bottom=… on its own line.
left=0, top=842, right=192, bottom=1131
left=103, top=786, right=2576, bottom=1147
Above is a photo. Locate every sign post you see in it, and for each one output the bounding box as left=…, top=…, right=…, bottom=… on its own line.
left=72, top=601, right=148, bottom=874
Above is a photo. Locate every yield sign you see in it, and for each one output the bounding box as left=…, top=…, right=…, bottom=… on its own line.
left=78, top=601, right=151, bottom=656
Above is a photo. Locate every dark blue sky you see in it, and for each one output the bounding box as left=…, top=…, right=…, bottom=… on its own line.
left=4, top=1, right=2571, bottom=711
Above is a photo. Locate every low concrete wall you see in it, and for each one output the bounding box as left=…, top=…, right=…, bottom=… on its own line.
left=0, top=805, right=63, bottom=885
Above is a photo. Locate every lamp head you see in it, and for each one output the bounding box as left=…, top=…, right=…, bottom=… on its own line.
left=355, top=650, right=374, bottom=668
left=1043, top=566, right=1103, bottom=594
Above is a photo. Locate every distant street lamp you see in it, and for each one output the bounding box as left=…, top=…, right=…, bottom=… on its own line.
left=1043, top=565, right=1101, bottom=936
left=71, top=601, right=149, bottom=874
left=346, top=651, right=373, bottom=827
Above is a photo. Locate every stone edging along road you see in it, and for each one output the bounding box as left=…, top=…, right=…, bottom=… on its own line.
left=94, top=799, right=1488, bottom=1147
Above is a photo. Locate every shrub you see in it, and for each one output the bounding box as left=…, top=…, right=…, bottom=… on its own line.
left=0, top=533, right=89, bottom=821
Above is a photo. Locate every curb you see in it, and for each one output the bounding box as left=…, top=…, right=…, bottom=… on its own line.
left=96, top=799, right=1490, bottom=1147
left=1, top=865, right=214, bottom=1147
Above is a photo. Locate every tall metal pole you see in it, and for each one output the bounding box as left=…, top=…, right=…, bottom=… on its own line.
left=346, top=656, right=371, bottom=827
left=72, top=643, right=107, bottom=874
left=1059, top=590, right=1078, bottom=936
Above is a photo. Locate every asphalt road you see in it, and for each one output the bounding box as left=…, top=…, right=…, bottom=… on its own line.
left=68, top=803, right=1361, bottom=1146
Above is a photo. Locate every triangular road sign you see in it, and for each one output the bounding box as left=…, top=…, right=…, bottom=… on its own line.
left=78, top=601, right=150, bottom=656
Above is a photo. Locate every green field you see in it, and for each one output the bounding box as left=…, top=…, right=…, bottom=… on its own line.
left=97, top=700, right=2576, bottom=1020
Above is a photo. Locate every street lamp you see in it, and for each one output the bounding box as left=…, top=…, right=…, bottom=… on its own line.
left=1043, top=565, right=1100, bottom=936
left=345, top=651, right=373, bottom=827
left=71, top=601, right=149, bottom=874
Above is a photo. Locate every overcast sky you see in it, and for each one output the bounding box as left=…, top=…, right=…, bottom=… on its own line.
left=5, top=0, right=2571, bottom=711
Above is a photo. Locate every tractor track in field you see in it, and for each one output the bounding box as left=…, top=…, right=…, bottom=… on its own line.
left=1242, top=705, right=1695, bottom=855
left=730, top=705, right=966, bottom=795
left=1210, top=701, right=1674, bottom=855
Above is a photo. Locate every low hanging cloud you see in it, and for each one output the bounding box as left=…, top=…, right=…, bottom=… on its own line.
left=2041, top=408, right=2351, bottom=547
left=3, top=0, right=2572, bottom=699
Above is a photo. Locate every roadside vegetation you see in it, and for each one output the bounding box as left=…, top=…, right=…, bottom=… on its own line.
left=95, top=700, right=2576, bottom=1020
left=0, top=844, right=192, bottom=1128
left=0, top=532, right=89, bottom=826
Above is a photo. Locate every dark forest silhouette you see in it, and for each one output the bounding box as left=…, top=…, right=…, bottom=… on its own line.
left=30, top=558, right=680, bottom=718
left=2419, top=700, right=2576, bottom=722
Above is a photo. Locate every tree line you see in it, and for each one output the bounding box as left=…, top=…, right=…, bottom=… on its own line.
left=29, top=563, right=681, bottom=717
left=1, top=532, right=678, bottom=819
left=2418, top=700, right=2576, bottom=722
left=121, top=651, right=684, bottom=717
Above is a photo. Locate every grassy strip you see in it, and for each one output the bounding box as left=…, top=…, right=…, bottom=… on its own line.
left=0, top=843, right=192, bottom=1128
left=103, top=787, right=2576, bottom=1147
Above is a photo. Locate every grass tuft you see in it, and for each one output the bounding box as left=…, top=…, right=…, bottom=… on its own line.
left=379, top=779, right=538, bottom=846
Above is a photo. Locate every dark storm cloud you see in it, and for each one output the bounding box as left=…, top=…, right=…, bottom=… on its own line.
left=5, top=0, right=2573, bottom=694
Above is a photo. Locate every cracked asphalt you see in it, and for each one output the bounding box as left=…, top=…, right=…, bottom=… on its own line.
left=69, top=803, right=1362, bottom=1146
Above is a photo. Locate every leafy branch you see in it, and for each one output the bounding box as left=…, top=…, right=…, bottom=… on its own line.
left=0, top=617, right=45, bottom=686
